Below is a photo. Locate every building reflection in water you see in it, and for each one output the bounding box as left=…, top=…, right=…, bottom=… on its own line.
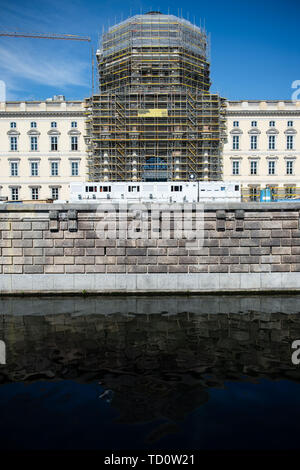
left=0, top=295, right=300, bottom=444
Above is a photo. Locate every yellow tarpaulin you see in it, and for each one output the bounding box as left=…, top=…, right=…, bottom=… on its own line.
left=137, top=109, right=168, bottom=117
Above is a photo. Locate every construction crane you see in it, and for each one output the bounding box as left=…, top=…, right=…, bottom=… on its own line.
left=0, top=31, right=95, bottom=94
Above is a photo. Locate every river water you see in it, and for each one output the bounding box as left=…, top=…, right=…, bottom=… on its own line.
left=0, top=295, right=300, bottom=450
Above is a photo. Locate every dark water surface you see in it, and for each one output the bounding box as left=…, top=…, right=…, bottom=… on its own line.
left=1, top=295, right=300, bottom=450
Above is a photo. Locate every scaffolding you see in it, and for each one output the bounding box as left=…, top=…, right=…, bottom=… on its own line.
left=85, top=12, right=226, bottom=182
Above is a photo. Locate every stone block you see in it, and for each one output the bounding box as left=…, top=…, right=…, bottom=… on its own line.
left=33, top=239, right=53, bottom=248
left=209, top=265, right=229, bottom=273
left=75, top=256, right=95, bottom=265
left=33, top=256, right=53, bottom=265
left=127, top=265, right=147, bottom=273
left=54, top=256, right=74, bottom=264
left=95, top=256, right=116, bottom=264
left=157, top=256, right=178, bottom=264
left=75, top=239, right=95, bottom=247
left=210, top=247, right=229, bottom=256
left=169, top=265, right=188, bottom=273
left=14, top=256, right=33, bottom=265
left=44, top=248, right=63, bottom=256
left=24, top=265, right=44, bottom=274
left=32, top=221, right=49, bottom=230
left=126, top=248, right=147, bottom=256
left=271, top=229, right=291, bottom=238
left=178, top=256, right=198, bottom=264
left=230, top=265, right=249, bottom=273
left=137, top=256, right=157, bottom=265
left=12, top=222, right=32, bottom=230
left=54, top=239, right=74, bottom=248
left=240, top=256, right=259, bottom=264
left=117, top=256, right=137, bottom=264
left=44, top=265, right=64, bottom=273
left=250, top=247, right=270, bottom=256
left=2, top=248, right=22, bottom=256
left=4, top=265, right=23, bottom=274
left=68, top=220, right=78, bottom=232
left=65, top=265, right=85, bottom=273
left=106, top=247, right=125, bottom=256
left=148, top=266, right=168, bottom=273
left=189, top=265, right=208, bottom=273
left=2, top=231, right=22, bottom=239
left=250, top=264, right=271, bottom=273
left=0, top=256, right=12, bottom=265
left=49, top=220, right=59, bottom=232
left=0, top=240, right=12, bottom=248
left=250, top=230, right=271, bottom=238
left=235, top=209, right=244, bottom=219
left=148, top=248, right=167, bottom=255
left=271, top=265, right=291, bottom=272
left=107, top=265, right=126, bottom=273
left=85, top=265, right=106, bottom=273
left=23, top=231, right=43, bottom=239
left=49, top=210, right=58, bottom=220
left=230, top=247, right=250, bottom=255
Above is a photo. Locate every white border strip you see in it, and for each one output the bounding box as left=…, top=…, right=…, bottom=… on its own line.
left=0, top=273, right=299, bottom=293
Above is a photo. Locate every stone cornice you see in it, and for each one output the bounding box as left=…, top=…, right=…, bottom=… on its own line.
left=226, top=110, right=300, bottom=117
left=0, top=111, right=84, bottom=118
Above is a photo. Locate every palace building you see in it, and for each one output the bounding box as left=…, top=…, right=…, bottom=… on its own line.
left=0, top=97, right=85, bottom=201
left=224, top=100, right=300, bottom=200
left=85, top=12, right=226, bottom=182
left=0, top=13, right=299, bottom=202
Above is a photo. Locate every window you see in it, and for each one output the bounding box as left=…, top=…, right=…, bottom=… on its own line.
left=233, top=121, right=239, bottom=127
left=286, top=160, right=294, bottom=175
left=251, top=121, right=257, bottom=127
left=250, top=160, right=257, bottom=175
left=268, top=135, right=276, bottom=150
left=86, top=186, right=97, bottom=192
left=288, top=121, right=293, bottom=127
left=232, top=161, right=240, bottom=175
left=11, top=187, right=19, bottom=201
left=71, top=121, right=77, bottom=128
left=71, top=161, right=79, bottom=176
left=71, top=136, right=78, bottom=151
left=268, top=161, right=276, bottom=175
left=31, top=162, right=39, bottom=176
left=51, top=161, right=59, bottom=176
left=128, top=186, right=140, bottom=192
left=285, top=186, right=296, bottom=199
left=267, top=185, right=278, bottom=200
left=287, top=135, right=294, bottom=150
left=10, top=162, right=18, bottom=177
left=31, top=121, right=37, bottom=128
left=10, top=136, right=18, bottom=151
left=30, top=136, right=38, bottom=151
left=51, top=121, right=57, bottom=128
left=269, top=121, right=275, bottom=127
left=31, top=187, right=39, bottom=200
left=51, top=187, right=59, bottom=200
left=10, top=122, right=16, bottom=128
left=98, top=186, right=111, bottom=192
left=232, top=135, right=239, bottom=150
left=249, top=186, right=259, bottom=202
left=50, top=136, right=58, bottom=151
left=250, top=135, right=257, bottom=150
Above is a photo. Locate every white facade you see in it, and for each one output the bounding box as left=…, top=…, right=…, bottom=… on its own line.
left=1, top=98, right=300, bottom=202
left=223, top=100, right=300, bottom=200
left=0, top=98, right=85, bottom=201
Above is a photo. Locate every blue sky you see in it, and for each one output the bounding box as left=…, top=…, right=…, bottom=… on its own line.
left=0, top=0, right=299, bottom=101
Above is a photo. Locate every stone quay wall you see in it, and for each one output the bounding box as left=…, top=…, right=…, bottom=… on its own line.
left=1, top=202, right=300, bottom=293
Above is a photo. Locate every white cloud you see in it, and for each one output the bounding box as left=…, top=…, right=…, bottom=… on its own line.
left=0, top=43, right=90, bottom=91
